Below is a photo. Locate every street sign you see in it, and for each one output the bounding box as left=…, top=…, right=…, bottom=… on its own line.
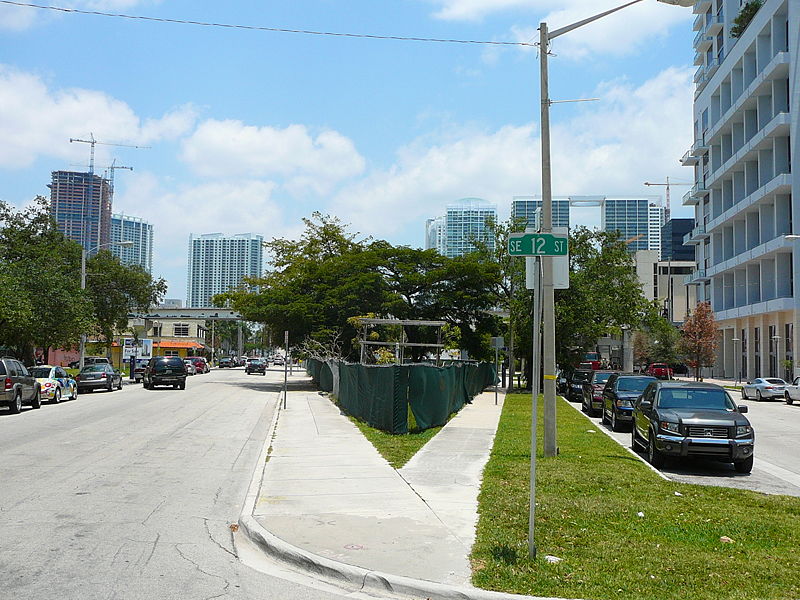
left=508, top=233, right=568, bottom=256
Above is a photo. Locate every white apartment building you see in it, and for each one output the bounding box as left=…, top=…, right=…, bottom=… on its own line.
left=424, top=216, right=446, bottom=254
left=110, top=213, right=154, bottom=273
left=425, top=198, right=496, bottom=258
left=682, top=0, right=797, bottom=380
left=186, top=233, right=264, bottom=308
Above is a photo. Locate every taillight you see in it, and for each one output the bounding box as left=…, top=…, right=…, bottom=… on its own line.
left=100, top=373, right=107, bottom=379
left=4, top=377, right=11, bottom=390
left=764, top=386, right=773, bottom=390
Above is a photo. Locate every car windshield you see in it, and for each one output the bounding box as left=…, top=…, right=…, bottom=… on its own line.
left=82, top=365, right=106, bottom=373
left=617, top=377, right=655, bottom=392
left=658, top=388, right=735, bottom=411
left=572, top=371, right=592, bottom=383
left=594, top=372, right=613, bottom=384
left=765, top=378, right=786, bottom=385
left=31, top=367, right=53, bottom=378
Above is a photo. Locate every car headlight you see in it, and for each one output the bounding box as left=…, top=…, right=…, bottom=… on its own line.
left=736, top=425, right=752, bottom=437
left=660, top=421, right=680, bottom=434
left=616, top=398, right=632, bottom=408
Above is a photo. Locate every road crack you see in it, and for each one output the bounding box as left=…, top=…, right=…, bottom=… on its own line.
left=203, top=518, right=236, bottom=558
left=175, top=543, right=231, bottom=599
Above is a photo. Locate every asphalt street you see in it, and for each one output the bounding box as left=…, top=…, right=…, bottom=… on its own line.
left=572, top=392, right=800, bottom=496
left=0, top=366, right=385, bottom=600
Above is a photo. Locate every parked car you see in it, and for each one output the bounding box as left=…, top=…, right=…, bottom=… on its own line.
left=187, top=357, right=209, bottom=374
left=245, top=359, right=267, bottom=375
left=30, top=365, right=77, bottom=403
left=582, top=370, right=616, bottom=416
left=272, top=356, right=285, bottom=366
left=601, top=373, right=657, bottom=431
left=741, top=377, right=787, bottom=401
left=1, top=356, right=41, bottom=413
left=631, top=381, right=754, bottom=473
left=567, top=369, right=593, bottom=403
left=183, top=360, right=197, bottom=376
left=784, top=377, right=800, bottom=404
left=75, top=364, right=123, bottom=393
left=646, top=363, right=673, bottom=380
left=68, top=356, right=110, bottom=369
left=142, top=356, right=187, bottom=390
left=218, top=357, right=235, bottom=368
left=132, top=358, right=150, bottom=382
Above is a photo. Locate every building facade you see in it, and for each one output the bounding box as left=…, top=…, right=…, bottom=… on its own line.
left=48, top=170, right=112, bottom=252
left=511, top=196, right=571, bottom=229
left=661, top=218, right=695, bottom=261
left=424, top=216, right=446, bottom=254
left=682, top=0, right=796, bottom=380
left=186, top=233, right=264, bottom=308
left=601, top=196, right=665, bottom=256
left=110, top=213, right=154, bottom=273
left=635, top=250, right=698, bottom=325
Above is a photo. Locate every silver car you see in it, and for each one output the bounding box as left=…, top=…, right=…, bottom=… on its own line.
left=741, top=377, right=787, bottom=401
left=784, top=377, right=800, bottom=405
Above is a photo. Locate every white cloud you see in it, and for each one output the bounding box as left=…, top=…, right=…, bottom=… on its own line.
left=431, top=0, right=692, bottom=59
left=180, top=120, right=366, bottom=195
left=332, top=66, right=694, bottom=238
left=0, top=65, right=197, bottom=169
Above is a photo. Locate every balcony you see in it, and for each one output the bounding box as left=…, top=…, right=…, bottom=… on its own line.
left=681, top=149, right=700, bottom=166
left=692, top=13, right=704, bottom=31
left=693, top=0, right=711, bottom=14
left=683, top=224, right=708, bottom=246
left=705, top=58, right=721, bottom=79
left=682, top=189, right=699, bottom=206
left=694, top=65, right=706, bottom=83
left=691, top=137, right=710, bottom=156
left=706, top=14, right=724, bottom=35
left=685, top=269, right=709, bottom=285
left=694, top=31, right=713, bottom=52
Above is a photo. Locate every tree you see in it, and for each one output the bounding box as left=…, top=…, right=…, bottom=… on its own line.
left=632, top=330, right=652, bottom=370
left=85, top=251, right=167, bottom=356
left=678, top=301, right=717, bottom=380
left=649, top=317, right=681, bottom=365
left=731, top=0, right=763, bottom=38
left=0, top=198, right=93, bottom=363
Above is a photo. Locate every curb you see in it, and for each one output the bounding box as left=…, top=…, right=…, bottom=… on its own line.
left=236, top=396, right=568, bottom=600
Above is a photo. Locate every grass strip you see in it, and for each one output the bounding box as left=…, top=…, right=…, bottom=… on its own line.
left=472, top=393, right=800, bottom=600
left=349, top=417, right=443, bottom=469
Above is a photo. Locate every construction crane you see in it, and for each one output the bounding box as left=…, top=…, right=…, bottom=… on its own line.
left=103, top=159, right=133, bottom=197
left=69, top=133, right=149, bottom=174
left=644, top=177, right=692, bottom=222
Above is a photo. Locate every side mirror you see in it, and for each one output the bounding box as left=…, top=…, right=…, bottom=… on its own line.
left=639, top=400, right=652, bottom=410
left=738, top=405, right=748, bottom=413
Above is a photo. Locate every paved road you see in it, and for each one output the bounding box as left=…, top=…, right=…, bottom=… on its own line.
left=571, top=393, right=800, bottom=496
left=0, top=366, right=371, bottom=600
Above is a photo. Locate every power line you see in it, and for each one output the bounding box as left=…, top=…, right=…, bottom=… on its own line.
left=0, top=1, right=535, bottom=47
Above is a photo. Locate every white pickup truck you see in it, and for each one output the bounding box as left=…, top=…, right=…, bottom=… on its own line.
left=784, top=377, right=800, bottom=404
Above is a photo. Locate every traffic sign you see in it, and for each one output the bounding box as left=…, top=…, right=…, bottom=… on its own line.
left=508, top=233, right=568, bottom=256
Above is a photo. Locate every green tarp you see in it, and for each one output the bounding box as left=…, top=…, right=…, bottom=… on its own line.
left=307, top=359, right=496, bottom=434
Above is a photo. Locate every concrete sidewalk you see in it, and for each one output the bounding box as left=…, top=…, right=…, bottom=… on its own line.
left=237, top=376, right=562, bottom=599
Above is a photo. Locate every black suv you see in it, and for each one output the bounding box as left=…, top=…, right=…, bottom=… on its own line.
left=245, top=359, right=266, bottom=375
left=0, top=357, right=41, bottom=413
left=602, top=373, right=657, bottom=431
left=143, top=356, right=187, bottom=390
left=566, top=369, right=594, bottom=403
left=631, top=381, right=754, bottom=473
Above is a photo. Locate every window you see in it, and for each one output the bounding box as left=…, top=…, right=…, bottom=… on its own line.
left=152, top=324, right=162, bottom=337
left=173, top=323, right=190, bottom=337
left=164, top=350, right=179, bottom=357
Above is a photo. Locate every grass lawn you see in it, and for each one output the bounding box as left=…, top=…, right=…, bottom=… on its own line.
left=472, top=393, right=800, bottom=600
left=349, top=417, right=443, bottom=469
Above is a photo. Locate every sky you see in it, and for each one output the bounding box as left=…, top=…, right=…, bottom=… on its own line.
left=0, top=0, right=698, bottom=301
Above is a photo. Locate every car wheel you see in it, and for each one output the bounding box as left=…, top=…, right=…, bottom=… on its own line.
left=756, top=390, right=763, bottom=402
left=106, top=381, right=113, bottom=392
left=648, top=432, right=665, bottom=468
left=9, top=391, right=22, bottom=414
left=70, top=386, right=78, bottom=400
left=179, top=382, right=186, bottom=390
left=52, top=387, right=62, bottom=404
left=262, top=371, right=266, bottom=376
left=741, top=387, right=748, bottom=400
left=786, top=392, right=793, bottom=405
left=611, top=409, right=621, bottom=432
left=734, top=456, right=754, bottom=474
left=173, top=384, right=179, bottom=389
left=631, top=426, right=639, bottom=450
left=143, top=381, right=150, bottom=390
left=31, top=387, right=41, bottom=409
left=117, top=379, right=122, bottom=390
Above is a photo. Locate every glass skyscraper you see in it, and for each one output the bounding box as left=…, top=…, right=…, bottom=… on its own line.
left=601, top=196, right=665, bottom=256
left=186, top=233, right=264, bottom=308
left=48, top=170, right=112, bottom=253
left=110, top=213, right=154, bottom=273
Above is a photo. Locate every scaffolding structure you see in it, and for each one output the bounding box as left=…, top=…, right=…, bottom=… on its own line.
left=357, top=318, right=446, bottom=366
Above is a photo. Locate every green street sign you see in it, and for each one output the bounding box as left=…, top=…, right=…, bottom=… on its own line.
left=507, top=233, right=568, bottom=256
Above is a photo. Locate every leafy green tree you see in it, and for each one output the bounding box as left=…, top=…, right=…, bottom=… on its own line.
left=731, top=0, right=763, bottom=38
left=0, top=198, right=93, bottom=363
left=649, top=317, right=681, bottom=365
left=85, top=251, right=167, bottom=356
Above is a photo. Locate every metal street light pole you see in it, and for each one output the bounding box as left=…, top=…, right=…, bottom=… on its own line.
left=79, top=240, right=134, bottom=370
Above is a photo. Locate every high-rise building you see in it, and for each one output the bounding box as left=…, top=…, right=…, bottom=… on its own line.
left=681, top=0, right=796, bottom=380
left=511, top=196, right=571, bottom=229
left=186, top=233, right=264, bottom=308
left=110, top=213, right=153, bottom=273
left=601, top=196, right=665, bottom=256
left=443, top=198, right=497, bottom=258
left=48, top=170, right=112, bottom=252
left=661, top=218, right=695, bottom=261
left=424, top=216, right=446, bottom=255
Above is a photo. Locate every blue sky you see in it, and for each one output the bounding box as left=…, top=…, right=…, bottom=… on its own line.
left=0, top=0, right=698, bottom=300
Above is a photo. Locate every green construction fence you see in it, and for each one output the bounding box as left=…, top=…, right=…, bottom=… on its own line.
left=305, top=359, right=496, bottom=434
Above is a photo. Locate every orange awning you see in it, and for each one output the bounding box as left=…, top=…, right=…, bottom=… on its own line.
left=155, top=340, right=205, bottom=349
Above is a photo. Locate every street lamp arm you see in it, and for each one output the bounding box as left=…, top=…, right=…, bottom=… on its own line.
left=548, top=0, right=644, bottom=39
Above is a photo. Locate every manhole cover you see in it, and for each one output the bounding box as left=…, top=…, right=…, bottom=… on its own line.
left=344, top=544, right=364, bottom=550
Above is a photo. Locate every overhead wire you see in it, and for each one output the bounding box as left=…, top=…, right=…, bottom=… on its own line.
left=0, top=1, right=535, bottom=47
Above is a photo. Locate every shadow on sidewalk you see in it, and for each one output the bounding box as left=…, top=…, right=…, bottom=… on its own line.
left=216, top=377, right=320, bottom=394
